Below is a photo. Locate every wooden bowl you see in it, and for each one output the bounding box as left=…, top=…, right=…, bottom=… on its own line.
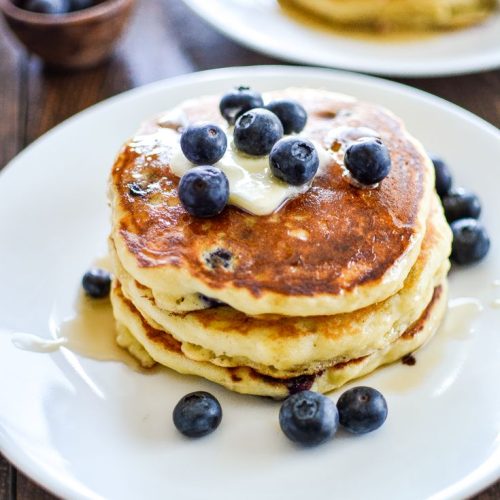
left=0, top=0, right=136, bottom=69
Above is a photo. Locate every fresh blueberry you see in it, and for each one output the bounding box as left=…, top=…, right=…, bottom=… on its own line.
left=180, top=123, right=227, bottom=166
left=173, top=391, right=222, bottom=438
left=82, top=268, right=111, bottom=299
left=442, top=187, right=481, bottom=223
left=68, top=0, right=93, bottom=11
left=279, top=391, right=339, bottom=446
left=265, top=99, right=307, bottom=134
left=269, top=137, right=319, bottom=186
left=344, top=138, right=391, bottom=186
left=450, top=218, right=490, bottom=265
left=430, top=155, right=452, bottom=198
left=178, top=166, right=229, bottom=218
left=337, top=386, right=388, bottom=434
left=23, top=0, right=69, bottom=13
left=234, top=109, right=283, bottom=156
left=219, top=86, right=264, bottom=125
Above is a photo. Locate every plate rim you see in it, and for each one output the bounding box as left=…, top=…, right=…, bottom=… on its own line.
left=1, top=65, right=500, bottom=500
left=1, top=65, right=498, bottom=182
left=180, top=0, right=500, bottom=77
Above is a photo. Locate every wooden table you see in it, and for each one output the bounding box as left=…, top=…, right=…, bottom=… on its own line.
left=0, top=0, right=499, bottom=497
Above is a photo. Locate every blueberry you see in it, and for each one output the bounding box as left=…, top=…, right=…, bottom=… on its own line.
left=199, top=294, right=225, bottom=308
left=265, top=99, right=307, bottom=134
left=219, top=86, right=264, bottom=125
left=451, top=218, right=490, bottom=265
left=173, top=391, right=222, bottom=438
left=68, top=0, right=93, bottom=11
left=178, top=166, right=229, bottom=218
left=430, top=155, right=452, bottom=198
left=82, top=268, right=111, bottom=299
left=204, top=248, right=233, bottom=269
left=285, top=374, right=316, bottom=395
left=23, top=0, right=69, bottom=13
left=344, top=138, right=391, bottom=186
left=279, top=391, right=339, bottom=446
left=180, top=123, right=227, bottom=166
left=128, top=182, right=147, bottom=197
left=442, top=187, right=481, bottom=223
left=337, top=386, right=388, bottom=434
left=234, top=109, right=283, bottom=156
left=269, top=137, right=319, bottom=186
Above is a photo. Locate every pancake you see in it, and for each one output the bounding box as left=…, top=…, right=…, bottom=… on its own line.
left=111, top=280, right=448, bottom=398
left=109, top=88, right=435, bottom=317
left=110, top=194, right=451, bottom=373
left=280, top=0, right=497, bottom=30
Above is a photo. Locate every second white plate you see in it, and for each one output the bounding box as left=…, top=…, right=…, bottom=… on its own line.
left=182, top=0, right=500, bottom=77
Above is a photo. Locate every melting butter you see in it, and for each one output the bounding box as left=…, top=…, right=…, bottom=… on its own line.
left=169, top=127, right=331, bottom=216
left=12, top=333, right=67, bottom=353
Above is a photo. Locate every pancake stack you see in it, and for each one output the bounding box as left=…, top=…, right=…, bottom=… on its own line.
left=108, top=88, right=452, bottom=398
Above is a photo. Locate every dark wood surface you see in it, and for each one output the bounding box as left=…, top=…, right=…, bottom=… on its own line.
left=0, top=0, right=499, bottom=498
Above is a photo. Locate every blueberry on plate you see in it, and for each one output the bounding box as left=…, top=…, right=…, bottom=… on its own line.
left=23, top=0, right=69, bottom=13
left=265, top=99, right=307, bottom=134
left=178, top=166, right=229, bottom=218
left=219, top=86, right=264, bottom=125
left=279, top=391, right=339, bottom=446
left=173, top=391, right=222, bottom=438
left=269, top=137, right=319, bottom=186
left=180, top=123, right=227, bottom=165
left=337, top=386, right=388, bottom=434
left=442, top=187, right=481, bottom=223
left=234, top=109, right=283, bottom=156
left=450, top=218, right=490, bottom=265
left=430, top=155, right=452, bottom=198
left=68, top=0, right=93, bottom=11
left=344, top=138, right=391, bottom=186
left=82, top=268, right=112, bottom=299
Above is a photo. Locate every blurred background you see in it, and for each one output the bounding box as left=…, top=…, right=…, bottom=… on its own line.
left=0, top=0, right=499, bottom=497
left=0, top=0, right=498, bottom=173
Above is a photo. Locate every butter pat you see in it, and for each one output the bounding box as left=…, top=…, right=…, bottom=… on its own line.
left=169, top=127, right=331, bottom=216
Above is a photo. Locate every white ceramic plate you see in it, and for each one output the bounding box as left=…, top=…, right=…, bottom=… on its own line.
left=1, top=66, right=500, bottom=500
left=181, top=0, right=500, bottom=77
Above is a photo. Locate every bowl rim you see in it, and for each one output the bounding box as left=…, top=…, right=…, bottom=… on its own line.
left=0, top=0, right=134, bottom=25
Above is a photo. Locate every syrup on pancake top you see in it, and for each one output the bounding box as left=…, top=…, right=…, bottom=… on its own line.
left=110, top=87, right=435, bottom=317
left=74, top=85, right=488, bottom=406
left=105, top=85, right=494, bottom=399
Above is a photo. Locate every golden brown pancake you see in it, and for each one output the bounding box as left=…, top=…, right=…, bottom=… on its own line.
left=111, top=280, right=448, bottom=398
left=110, top=88, right=434, bottom=317
left=280, top=0, right=497, bottom=31
left=110, top=194, right=451, bottom=374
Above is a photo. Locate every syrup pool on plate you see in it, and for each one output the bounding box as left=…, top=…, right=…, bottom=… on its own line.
left=382, top=296, right=483, bottom=392
left=55, top=291, right=141, bottom=370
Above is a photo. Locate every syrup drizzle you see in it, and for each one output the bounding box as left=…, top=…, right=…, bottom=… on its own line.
left=11, top=256, right=141, bottom=370
left=56, top=292, right=140, bottom=370
left=382, top=297, right=483, bottom=392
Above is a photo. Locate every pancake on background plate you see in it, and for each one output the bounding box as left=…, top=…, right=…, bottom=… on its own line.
left=279, top=0, right=497, bottom=31
left=108, top=88, right=452, bottom=397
